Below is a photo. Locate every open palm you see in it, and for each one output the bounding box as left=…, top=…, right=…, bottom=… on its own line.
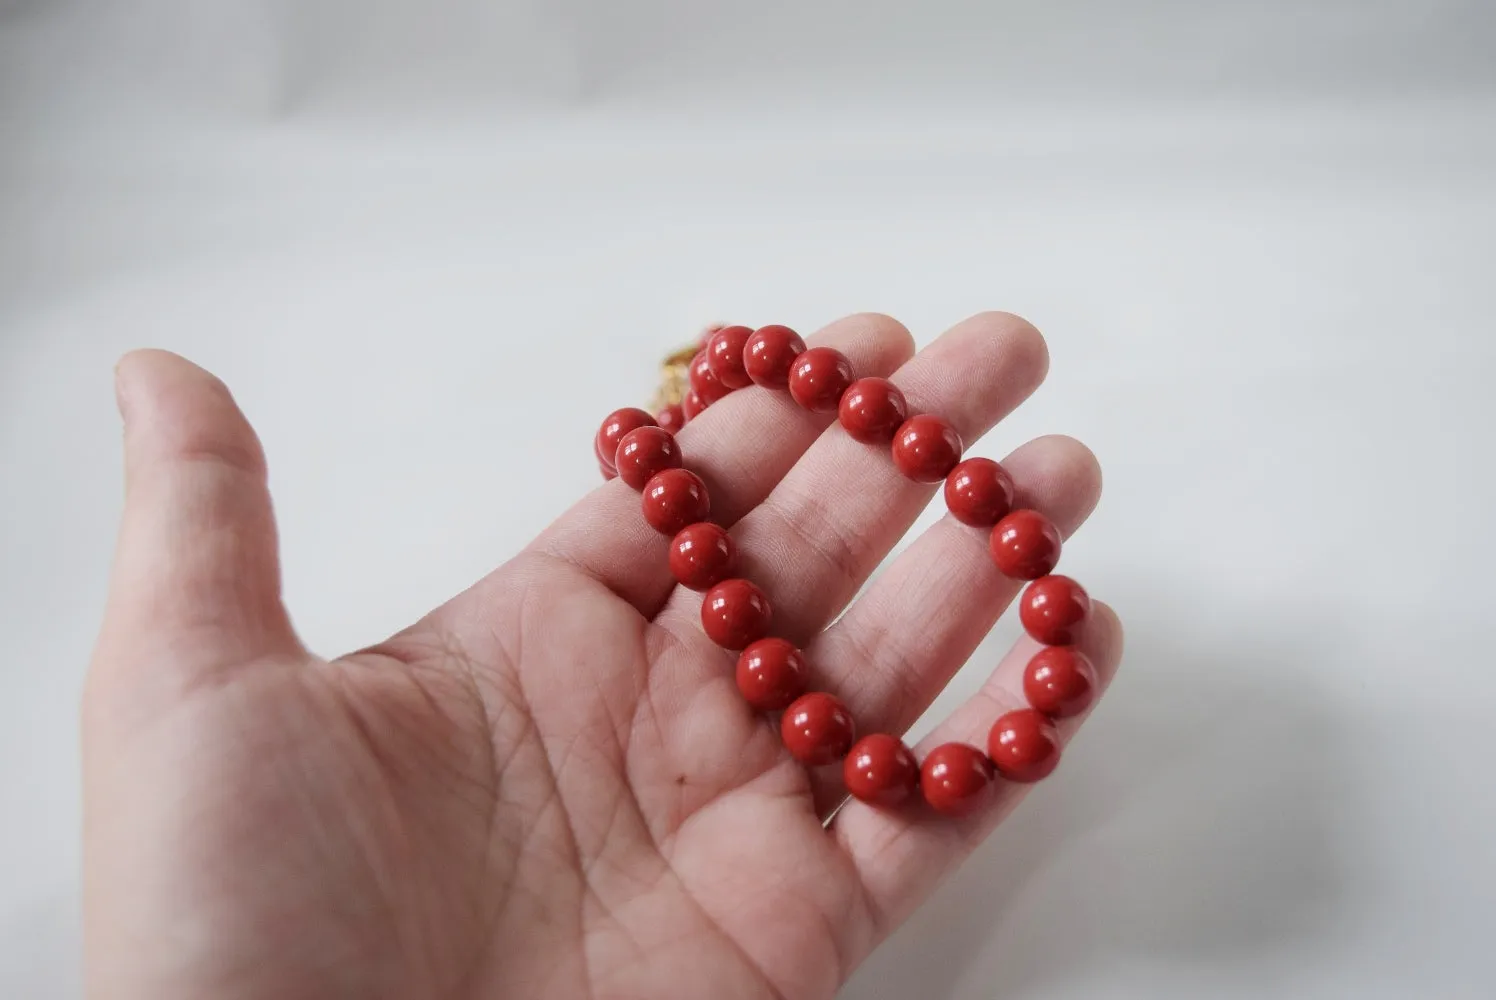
left=84, top=312, right=1122, bottom=1000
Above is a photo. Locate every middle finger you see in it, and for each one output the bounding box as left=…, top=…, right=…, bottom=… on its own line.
left=656, top=311, right=1048, bottom=643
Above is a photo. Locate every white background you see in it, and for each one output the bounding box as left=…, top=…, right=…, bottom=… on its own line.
left=4, top=2, right=1496, bottom=997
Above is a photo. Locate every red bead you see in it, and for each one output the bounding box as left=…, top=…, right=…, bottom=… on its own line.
left=706, top=325, right=754, bottom=390
left=780, top=692, right=856, bottom=766
left=1023, top=646, right=1098, bottom=719
left=891, top=414, right=964, bottom=483
left=669, top=522, right=737, bottom=591
left=844, top=734, right=920, bottom=807
left=788, top=347, right=854, bottom=411
left=987, top=709, right=1061, bottom=783
left=595, top=407, right=655, bottom=473
left=919, top=743, right=995, bottom=816
left=735, top=638, right=807, bottom=711
left=990, top=509, right=1062, bottom=579
left=743, top=324, right=807, bottom=388
left=599, top=462, right=616, bottom=481
left=681, top=390, right=707, bottom=422
left=642, top=469, right=710, bottom=535
left=615, top=426, right=682, bottom=490
left=1019, top=574, right=1091, bottom=646
left=690, top=351, right=732, bottom=405
left=701, top=578, right=772, bottom=650
left=838, top=377, right=908, bottom=443
left=944, top=458, right=1015, bottom=527
left=656, top=404, right=686, bottom=434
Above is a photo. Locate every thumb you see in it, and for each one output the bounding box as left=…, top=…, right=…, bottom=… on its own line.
left=95, top=350, right=302, bottom=692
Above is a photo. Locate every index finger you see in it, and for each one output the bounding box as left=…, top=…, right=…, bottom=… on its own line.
left=521, top=315, right=915, bottom=613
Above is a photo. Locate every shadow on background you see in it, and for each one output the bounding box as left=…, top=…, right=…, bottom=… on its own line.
left=843, top=595, right=1352, bottom=998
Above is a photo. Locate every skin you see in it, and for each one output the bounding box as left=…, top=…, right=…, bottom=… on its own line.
left=83, top=311, right=1123, bottom=1000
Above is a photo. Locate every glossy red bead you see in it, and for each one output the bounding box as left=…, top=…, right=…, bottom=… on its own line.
left=990, top=509, right=1062, bottom=579
left=641, top=468, right=710, bottom=535
left=599, top=462, right=616, bottom=481
left=735, top=638, right=808, bottom=711
left=780, top=692, right=856, bottom=766
left=919, top=743, right=995, bottom=816
left=681, top=390, right=707, bottom=422
left=944, top=458, right=1015, bottom=526
left=838, top=377, right=908, bottom=443
left=701, top=578, right=772, bottom=650
left=1019, top=574, right=1091, bottom=646
left=655, top=403, right=686, bottom=434
left=615, top=426, right=682, bottom=490
left=987, top=708, right=1061, bottom=783
left=743, top=324, right=807, bottom=388
left=788, top=347, right=854, bottom=411
left=1023, top=646, right=1098, bottom=719
left=891, top=414, right=964, bottom=483
left=706, top=324, right=754, bottom=390
left=844, top=734, right=920, bottom=807
left=595, top=407, right=656, bottom=473
left=690, top=351, right=732, bottom=405
left=668, top=522, right=737, bottom=591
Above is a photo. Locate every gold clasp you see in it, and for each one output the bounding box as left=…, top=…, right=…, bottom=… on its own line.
left=650, top=339, right=708, bottom=413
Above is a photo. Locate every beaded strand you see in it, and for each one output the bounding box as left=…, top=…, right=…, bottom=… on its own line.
left=594, top=324, right=1098, bottom=817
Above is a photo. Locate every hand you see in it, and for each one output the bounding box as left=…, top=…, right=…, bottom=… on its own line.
left=83, top=312, right=1121, bottom=1000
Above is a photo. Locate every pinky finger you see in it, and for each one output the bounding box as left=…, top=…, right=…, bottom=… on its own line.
left=831, top=601, right=1124, bottom=935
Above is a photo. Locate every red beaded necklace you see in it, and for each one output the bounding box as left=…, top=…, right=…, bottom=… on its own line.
left=594, top=324, right=1098, bottom=817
